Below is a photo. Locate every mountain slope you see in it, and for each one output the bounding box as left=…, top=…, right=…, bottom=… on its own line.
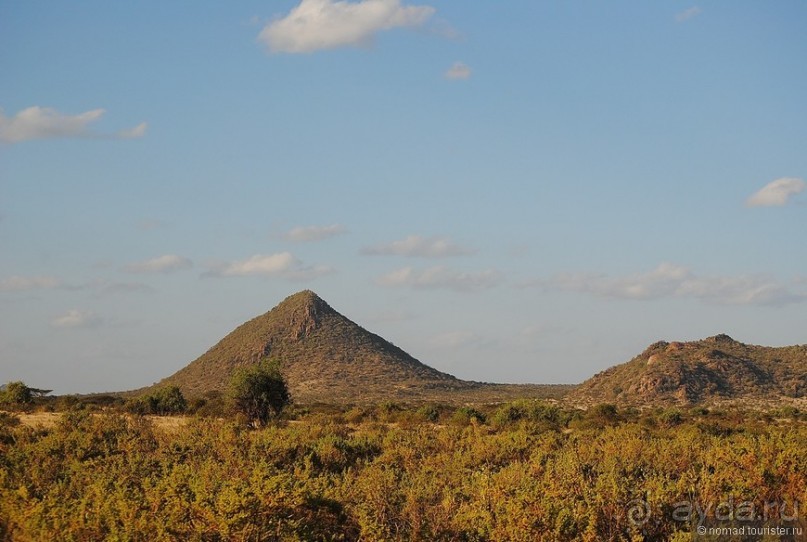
left=570, top=334, right=807, bottom=405
left=153, top=290, right=472, bottom=403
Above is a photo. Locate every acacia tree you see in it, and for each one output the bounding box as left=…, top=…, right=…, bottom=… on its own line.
left=0, top=381, right=33, bottom=407
left=228, top=359, right=290, bottom=427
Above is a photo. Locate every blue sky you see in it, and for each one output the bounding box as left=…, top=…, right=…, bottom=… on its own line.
left=1, top=1, right=806, bottom=394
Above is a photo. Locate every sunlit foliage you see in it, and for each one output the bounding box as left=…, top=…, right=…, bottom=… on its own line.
left=229, top=359, right=291, bottom=427
left=0, top=403, right=804, bottom=541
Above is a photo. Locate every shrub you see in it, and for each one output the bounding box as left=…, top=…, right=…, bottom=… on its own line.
left=188, top=390, right=229, bottom=418
left=127, top=386, right=187, bottom=415
left=415, top=404, right=442, bottom=423
left=228, top=359, right=290, bottom=427
left=0, top=381, right=32, bottom=408
left=344, top=406, right=369, bottom=424
left=376, top=401, right=404, bottom=423
left=450, top=406, right=486, bottom=426
left=658, top=408, right=684, bottom=427
left=491, top=403, right=527, bottom=427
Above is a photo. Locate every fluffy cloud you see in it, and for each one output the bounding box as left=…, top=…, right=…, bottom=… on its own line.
left=376, top=265, right=501, bottom=292
left=207, top=252, right=333, bottom=280
left=0, top=106, right=147, bottom=143
left=0, top=275, right=62, bottom=292
left=362, top=235, right=474, bottom=258
left=537, top=262, right=805, bottom=307
left=282, top=224, right=346, bottom=242
left=445, top=61, right=471, bottom=80
left=216, top=253, right=297, bottom=276
left=675, top=6, right=701, bottom=22
left=546, top=262, right=689, bottom=300
left=746, top=177, right=805, bottom=207
left=123, top=254, right=192, bottom=274
left=51, top=309, right=102, bottom=329
left=259, top=0, right=435, bottom=54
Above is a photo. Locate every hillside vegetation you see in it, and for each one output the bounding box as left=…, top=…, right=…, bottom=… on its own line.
left=571, top=334, right=807, bottom=406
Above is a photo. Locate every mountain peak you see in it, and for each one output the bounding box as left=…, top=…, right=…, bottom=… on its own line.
left=150, top=290, right=466, bottom=402
left=706, top=333, right=735, bottom=344
left=281, top=289, right=324, bottom=305
left=274, top=290, right=334, bottom=340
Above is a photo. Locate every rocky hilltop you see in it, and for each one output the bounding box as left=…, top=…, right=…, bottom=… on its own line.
left=571, top=334, right=807, bottom=406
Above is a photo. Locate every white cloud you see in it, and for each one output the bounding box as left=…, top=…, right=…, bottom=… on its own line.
left=207, top=252, right=333, bottom=280
left=376, top=265, right=502, bottom=292
left=259, top=0, right=435, bottom=54
left=52, top=309, right=102, bottom=329
left=0, top=275, right=62, bottom=292
left=0, top=106, right=104, bottom=143
left=445, top=61, right=471, bottom=80
left=0, top=106, right=146, bottom=143
left=538, top=262, right=805, bottom=307
left=362, top=235, right=474, bottom=257
left=218, top=253, right=297, bottom=276
left=675, top=6, right=701, bottom=22
left=118, top=122, right=148, bottom=139
left=746, top=177, right=805, bottom=207
left=547, top=262, right=690, bottom=300
left=124, top=254, right=192, bottom=274
left=282, top=223, right=346, bottom=242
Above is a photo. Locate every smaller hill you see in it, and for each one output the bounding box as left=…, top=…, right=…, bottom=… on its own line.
left=570, top=334, right=807, bottom=406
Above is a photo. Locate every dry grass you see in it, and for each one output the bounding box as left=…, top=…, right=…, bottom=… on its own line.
left=147, top=415, right=190, bottom=431
left=14, top=411, right=61, bottom=429
left=8, top=411, right=190, bottom=432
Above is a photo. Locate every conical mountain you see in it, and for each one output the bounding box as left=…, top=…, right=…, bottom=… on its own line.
left=570, top=334, right=807, bottom=405
left=154, top=290, right=468, bottom=403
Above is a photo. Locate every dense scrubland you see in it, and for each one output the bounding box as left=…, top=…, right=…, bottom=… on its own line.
left=1, top=397, right=805, bottom=541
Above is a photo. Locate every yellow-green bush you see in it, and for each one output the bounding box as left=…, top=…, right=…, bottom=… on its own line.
left=0, top=404, right=804, bottom=541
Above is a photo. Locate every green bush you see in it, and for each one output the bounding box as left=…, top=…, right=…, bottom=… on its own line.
left=127, top=386, right=187, bottom=415
left=415, top=404, right=443, bottom=423
left=0, top=381, right=32, bottom=408
left=450, top=406, right=486, bottom=426
left=228, top=359, right=290, bottom=427
left=658, top=408, right=684, bottom=427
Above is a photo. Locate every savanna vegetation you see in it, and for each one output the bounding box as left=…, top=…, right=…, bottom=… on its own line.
left=2, top=389, right=805, bottom=541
